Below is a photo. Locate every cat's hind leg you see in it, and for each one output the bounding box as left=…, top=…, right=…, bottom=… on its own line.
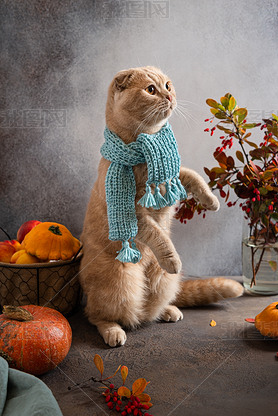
left=143, top=260, right=183, bottom=323
left=80, top=248, right=146, bottom=347
left=160, top=305, right=183, bottom=322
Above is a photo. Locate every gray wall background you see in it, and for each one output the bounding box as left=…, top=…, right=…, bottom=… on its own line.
left=1, top=0, right=278, bottom=276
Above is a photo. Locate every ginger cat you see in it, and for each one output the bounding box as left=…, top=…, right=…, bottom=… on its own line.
left=80, top=66, right=243, bottom=347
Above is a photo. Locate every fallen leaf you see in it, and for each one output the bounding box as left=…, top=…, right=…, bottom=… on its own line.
left=93, top=354, right=104, bottom=378
left=209, top=319, right=216, bottom=327
left=245, top=318, right=255, bottom=324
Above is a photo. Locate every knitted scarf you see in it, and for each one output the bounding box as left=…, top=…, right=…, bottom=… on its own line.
left=100, top=122, right=187, bottom=263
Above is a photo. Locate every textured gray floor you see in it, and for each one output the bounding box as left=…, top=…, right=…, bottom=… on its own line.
left=41, top=278, right=278, bottom=416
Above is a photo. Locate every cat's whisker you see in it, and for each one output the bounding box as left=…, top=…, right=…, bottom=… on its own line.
left=173, top=106, right=191, bottom=129
left=175, top=105, right=198, bottom=126
left=177, top=99, right=201, bottom=108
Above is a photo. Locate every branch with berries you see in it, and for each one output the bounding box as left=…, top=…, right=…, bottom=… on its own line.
left=68, top=354, right=153, bottom=416
left=175, top=93, right=278, bottom=247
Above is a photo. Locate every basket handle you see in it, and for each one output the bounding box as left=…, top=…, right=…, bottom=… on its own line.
left=0, top=227, right=11, bottom=240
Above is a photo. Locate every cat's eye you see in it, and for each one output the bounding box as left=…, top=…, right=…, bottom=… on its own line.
left=145, top=85, right=156, bottom=95
left=165, top=81, right=171, bottom=91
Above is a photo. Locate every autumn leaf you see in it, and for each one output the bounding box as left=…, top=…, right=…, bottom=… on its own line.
left=269, top=261, right=277, bottom=272
left=206, top=98, right=219, bottom=108
left=245, top=318, right=255, bottom=324
left=236, top=150, right=244, bottom=163
left=132, top=378, right=149, bottom=396
left=117, top=386, right=131, bottom=398
left=121, top=366, right=128, bottom=385
left=137, top=393, right=151, bottom=403
left=93, top=354, right=104, bottom=378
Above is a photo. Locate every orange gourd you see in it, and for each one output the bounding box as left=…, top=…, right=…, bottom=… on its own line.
left=0, top=305, right=72, bottom=375
left=22, top=222, right=80, bottom=261
left=255, top=301, right=278, bottom=338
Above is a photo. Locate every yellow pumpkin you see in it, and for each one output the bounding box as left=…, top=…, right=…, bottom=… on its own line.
left=255, top=301, right=278, bottom=338
left=22, top=222, right=80, bottom=261
left=10, top=249, right=39, bottom=264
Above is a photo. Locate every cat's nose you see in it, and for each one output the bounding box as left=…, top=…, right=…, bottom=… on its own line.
left=166, top=95, right=172, bottom=102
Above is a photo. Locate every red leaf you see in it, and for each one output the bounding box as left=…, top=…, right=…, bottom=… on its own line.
left=245, top=318, right=255, bottom=324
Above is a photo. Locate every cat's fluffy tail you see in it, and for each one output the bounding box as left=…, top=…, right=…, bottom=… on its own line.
left=174, top=277, right=244, bottom=307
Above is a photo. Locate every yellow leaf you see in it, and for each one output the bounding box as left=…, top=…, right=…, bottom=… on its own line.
left=132, top=378, right=149, bottom=396
left=117, top=386, right=131, bottom=398
left=93, top=354, right=104, bottom=378
left=210, top=319, right=216, bottom=327
left=121, top=366, right=128, bottom=385
left=138, top=393, right=151, bottom=403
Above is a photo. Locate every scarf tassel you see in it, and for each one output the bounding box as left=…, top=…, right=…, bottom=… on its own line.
left=153, top=185, right=168, bottom=210
left=116, top=240, right=142, bottom=264
left=171, top=177, right=187, bottom=201
left=164, top=181, right=178, bottom=205
left=138, top=184, right=156, bottom=208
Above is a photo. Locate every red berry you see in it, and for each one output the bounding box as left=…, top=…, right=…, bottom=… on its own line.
left=204, top=118, right=210, bottom=122
left=246, top=208, right=251, bottom=214
left=118, top=400, right=122, bottom=405
left=105, top=395, right=111, bottom=402
left=114, top=397, right=118, bottom=402
left=142, top=405, right=150, bottom=410
left=252, top=197, right=256, bottom=202
left=127, top=409, right=132, bottom=414
left=116, top=405, right=121, bottom=412
left=105, top=389, right=110, bottom=394
left=257, top=195, right=260, bottom=201
left=122, top=412, right=127, bottom=416
left=204, top=128, right=210, bottom=132
left=134, top=410, right=139, bottom=416
left=269, top=205, right=273, bottom=211
left=110, top=384, right=115, bottom=389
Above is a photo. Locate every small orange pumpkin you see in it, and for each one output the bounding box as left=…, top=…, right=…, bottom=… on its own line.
left=255, top=301, right=278, bottom=338
left=22, top=222, right=80, bottom=261
left=0, top=305, right=72, bottom=375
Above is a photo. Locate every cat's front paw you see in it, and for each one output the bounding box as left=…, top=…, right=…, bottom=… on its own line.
left=159, top=253, right=182, bottom=274
left=199, top=193, right=220, bottom=212
left=102, top=327, right=127, bottom=347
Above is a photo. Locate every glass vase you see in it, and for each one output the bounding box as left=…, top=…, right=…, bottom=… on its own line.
left=242, top=238, right=278, bottom=295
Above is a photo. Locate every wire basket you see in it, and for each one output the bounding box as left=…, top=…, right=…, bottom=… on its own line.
left=0, top=248, right=82, bottom=316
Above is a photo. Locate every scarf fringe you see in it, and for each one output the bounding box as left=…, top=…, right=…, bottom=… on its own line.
left=138, top=184, right=156, bottom=208
left=171, top=177, right=187, bottom=201
left=153, top=186, right=168, bottom=210
left=138, top=179, right=187, bottom=210
left=164, top=181, right=177, bottom=205
left=116, top=240, right=142, bottom=264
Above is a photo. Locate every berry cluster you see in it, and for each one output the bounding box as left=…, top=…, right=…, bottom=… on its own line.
left=104, top=384, right=152, bottom=416
left=175, top=197, right=206, bottom=224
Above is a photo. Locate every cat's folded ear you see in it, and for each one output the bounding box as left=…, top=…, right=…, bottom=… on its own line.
left=114, top=69, right=134, bottom=91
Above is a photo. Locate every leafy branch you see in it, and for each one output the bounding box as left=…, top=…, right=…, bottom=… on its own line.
left=68, top=354, right=153, bottom=415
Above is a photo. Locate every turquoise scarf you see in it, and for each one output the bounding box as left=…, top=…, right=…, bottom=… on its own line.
left=101, top=122, right=187, bottom=263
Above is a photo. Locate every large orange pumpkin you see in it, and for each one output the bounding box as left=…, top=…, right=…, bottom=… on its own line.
left=0, top=305, right=72, bottom=375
